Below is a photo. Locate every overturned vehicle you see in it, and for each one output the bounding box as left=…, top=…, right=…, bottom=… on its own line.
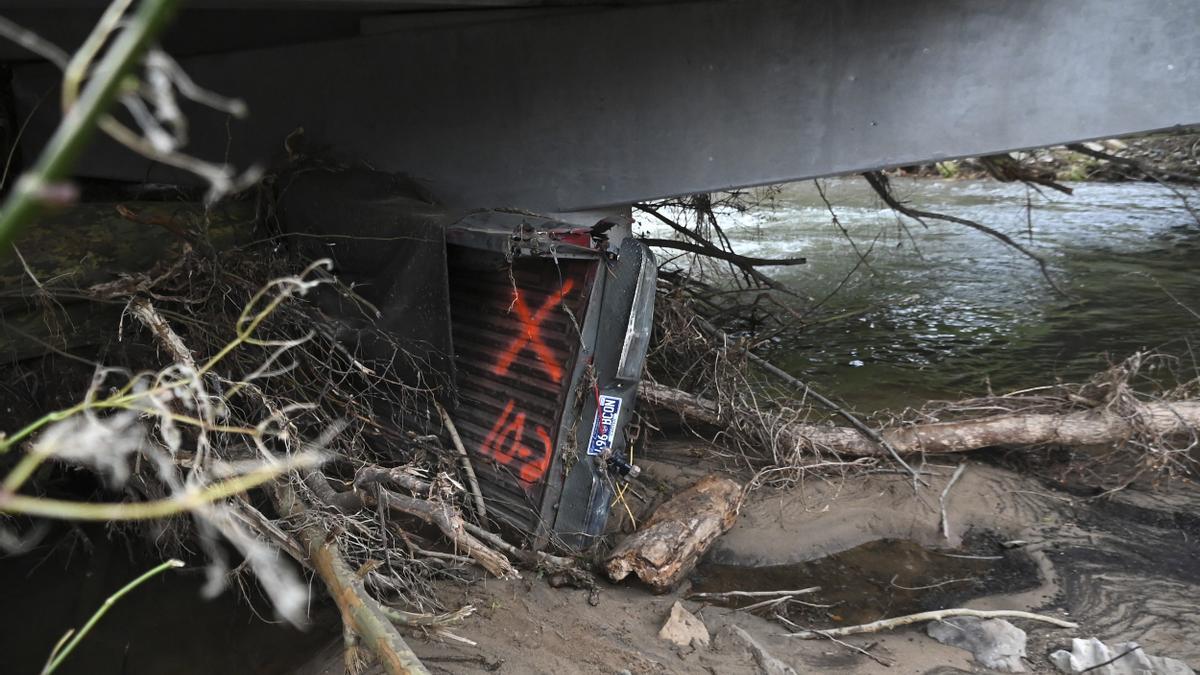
left=280, top=170, right=655, bottom=551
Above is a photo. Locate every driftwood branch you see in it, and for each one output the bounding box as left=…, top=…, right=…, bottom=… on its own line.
left=377, top=604, right=475, bottom=629
left=639, top=381, right=1200, bottom=457
left=977, top=154, right=1074, bottom=194
left=786, top=608, right=1077, bottom=639
left=373, top=486, right=518, bottom=579
left=1066, top=143, right=1200, bottom=185
left=461, top=521, right=576, bottom=572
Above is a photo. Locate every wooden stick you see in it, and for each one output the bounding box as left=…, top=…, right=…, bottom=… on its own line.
left=690, top=587, right=820, bottom=600
left=775, top=613, right=895, bottom=668
left=785, top=608, right=1077, bottom=639
left=939, top=463, right=967, bottom=540
left=436, top=402, right=486, bottom=521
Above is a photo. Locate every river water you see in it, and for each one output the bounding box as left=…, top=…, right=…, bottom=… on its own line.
left=637, top=178, right=1200, bottom=411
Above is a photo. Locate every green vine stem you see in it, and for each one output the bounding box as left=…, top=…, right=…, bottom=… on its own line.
left=0, top=0, right=179, bottom=256
left=41, top=558, right=185, bottom=674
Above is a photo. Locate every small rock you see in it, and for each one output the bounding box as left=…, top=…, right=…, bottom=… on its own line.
left=927, top=617, right=1027, bottom=672
left=658, top=601, right=710, bottom=649
left=1049, top=638, right=1194, bottom=675
left=726, top=625, right=798, bottom=675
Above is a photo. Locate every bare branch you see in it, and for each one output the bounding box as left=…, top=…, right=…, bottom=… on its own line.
left=862, top=170, right=1069, bottom=297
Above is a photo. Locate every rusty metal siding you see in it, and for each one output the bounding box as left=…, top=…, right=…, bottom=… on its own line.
left=447, top=248, right=593, bottom=534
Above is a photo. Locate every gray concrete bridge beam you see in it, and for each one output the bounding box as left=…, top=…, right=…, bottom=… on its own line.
left=11, top=0, right=1200, bottom=211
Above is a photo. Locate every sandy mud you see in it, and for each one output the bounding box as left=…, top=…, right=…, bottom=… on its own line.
left=289, top=444, right=1200, bottom=674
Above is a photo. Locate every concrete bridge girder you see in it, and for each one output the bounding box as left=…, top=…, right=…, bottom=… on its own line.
left=9, top=0, right=1200, bottom=211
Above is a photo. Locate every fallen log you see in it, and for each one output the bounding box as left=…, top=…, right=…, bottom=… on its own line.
left=639, top=382, right=1200, bottom=457
left=604, top=475, right=743, bottom=593
left=271, top=480, right=429, bottom=675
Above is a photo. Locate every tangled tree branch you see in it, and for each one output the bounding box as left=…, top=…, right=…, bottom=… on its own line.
left=977, top=153, right=1074, bottom=194
left=1066, top=142, right=1199, bottom=223
left=861, top=170, right=1068, bottom=297
left=635, top=198, right=805, bottom=296
left=272, top=481, right=429, bottom=675
left=1066, top=143, right=1200, bottom=185
left=690, top=316, right=926, bottom=487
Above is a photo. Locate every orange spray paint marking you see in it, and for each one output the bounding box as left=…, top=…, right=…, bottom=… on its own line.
left=492, top=279, right=575, bottom=383
left=480, top=399, right=554, bottom=485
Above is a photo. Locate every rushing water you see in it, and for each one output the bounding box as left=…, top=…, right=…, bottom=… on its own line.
left=636, top=178, right=1200, bottom=410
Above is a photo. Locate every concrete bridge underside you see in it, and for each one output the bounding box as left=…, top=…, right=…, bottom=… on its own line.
left=5, top=0, right=1200, bottom=212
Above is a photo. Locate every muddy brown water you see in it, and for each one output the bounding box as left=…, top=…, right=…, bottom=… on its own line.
left=691, top=535, right=1039, bottom=627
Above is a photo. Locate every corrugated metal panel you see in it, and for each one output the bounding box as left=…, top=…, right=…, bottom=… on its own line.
left=447, top=248, right=593, bottom=534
